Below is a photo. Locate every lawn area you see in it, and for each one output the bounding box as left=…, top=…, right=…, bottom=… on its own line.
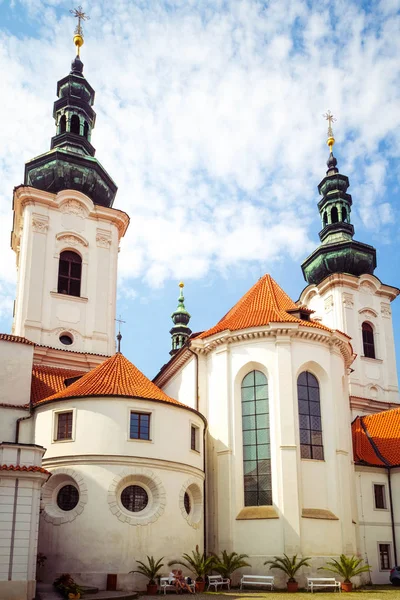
left=152, top=589, right=400, bottom=600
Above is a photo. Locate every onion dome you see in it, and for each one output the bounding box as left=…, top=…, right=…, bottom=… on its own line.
left=170, top=282, right=192, bottom=355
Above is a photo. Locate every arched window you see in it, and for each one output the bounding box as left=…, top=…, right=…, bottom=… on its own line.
left=59, top=114, right=66, bottom=134
left=58, top=251, right=82, bottom=297
left=342, top=206, right=347, bottom=223
left=331, top=206, right=339, bottom=223
left=70, top=114, right=80, bottom=135
left=297, top=372, right=324, bottom=460
left=83, top=121, right=89, bottom=139
left=362, top=322, right=375, bottom=359
left=323, top=212, right=328, bottom=227
left=241, top=370, right=271, bottom=506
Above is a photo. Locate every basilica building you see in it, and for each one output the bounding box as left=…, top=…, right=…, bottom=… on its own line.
left=0, top=27, right=399, bottom=600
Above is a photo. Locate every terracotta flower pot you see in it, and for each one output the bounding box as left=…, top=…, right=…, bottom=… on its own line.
left=287, top=581, right=298, bottom=592
left=196, top=580, right=206, bottom=592
left=341, top=582, right=353, bottom=592
left=147, top=583, right=158, bottom=595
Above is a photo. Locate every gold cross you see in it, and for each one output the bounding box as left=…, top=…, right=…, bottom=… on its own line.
left=323, top=110, right=336, bottom=136
left=70, top=6, right=90, bottom=36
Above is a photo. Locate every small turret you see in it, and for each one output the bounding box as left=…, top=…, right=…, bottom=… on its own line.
left=170, top=283, right=192, bottom=356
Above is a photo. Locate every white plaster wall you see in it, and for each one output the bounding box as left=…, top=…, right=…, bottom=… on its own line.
left=12, top=188, right=128, bottom=356
left=355, top=467, right=400, bottom=584
left=300, top=274, right=399, bottom=405
left=34, top=398, right=203, bottom=470
left=162, top=357, right=196, bottom=410
left=0, top=341, right=34, bottom=407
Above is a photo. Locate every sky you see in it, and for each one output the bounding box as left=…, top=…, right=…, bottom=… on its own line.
left=0, top=0, right=399, bottom=381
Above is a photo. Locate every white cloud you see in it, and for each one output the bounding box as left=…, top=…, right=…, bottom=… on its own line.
left=0, top=0, right=400, bottom=292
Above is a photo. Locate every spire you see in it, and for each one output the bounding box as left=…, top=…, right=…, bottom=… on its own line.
left=23, top=7, right=117, bottom=208
left=169, top=282, right=192, bottom=356
left=301, top=113, right=376, bottom=286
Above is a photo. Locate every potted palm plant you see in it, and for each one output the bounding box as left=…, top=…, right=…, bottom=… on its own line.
left=168, top=546, right=216, bottom=592
left=319, top=554, right=371, bottom=592
left=130, top=555, right=164, bottom=595
left=264, top=554, right=311, bottom=592
left=212, top=550, right=251, bottom=584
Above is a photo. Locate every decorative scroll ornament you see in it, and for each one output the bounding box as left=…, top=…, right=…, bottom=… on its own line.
left=342, top=293, right=354, bottom=308
left=56, top=232, right=88, bottom=247
left=96, top=229, right=112, bottom=248
left=324, top=295, right=334, bottom=312
left=381, top=303, right=391, bottom=317
left=60, top=200, right=86, bottom=218
left=32, top=214, right=49, bottom=234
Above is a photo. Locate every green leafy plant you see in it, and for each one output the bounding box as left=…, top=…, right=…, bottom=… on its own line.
left=319, top=554, right=371, bottom=583
left=129, top=555, right=165, bottom=584
left=168, top=546, right=216, bottom=581
left=264, top=554, right=311, bottom=583
left=211, top=550, right=250, bottom=579
left=53, top=574, right=83, bottom=599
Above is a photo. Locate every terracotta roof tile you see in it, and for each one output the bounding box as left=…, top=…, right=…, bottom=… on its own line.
left=352, top=408, right=400, bottom=467
left=35, top=352, right=184, bottom=406
left=0, top=333, right=34, bottom=345
left=197, top=274, right=332, bottom=339
left=0, top=464, right=51, bottom=475
left=0, top=403, right=29, bottom=410
left=31, top=365, right=86, bottom=405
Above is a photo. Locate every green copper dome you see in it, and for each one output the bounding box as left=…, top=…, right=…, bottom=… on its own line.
left=170, top=283, right=192, bottom=356
left=24, top=55, right=117, bottom=208
left=301, top=148, right=376, bottom=286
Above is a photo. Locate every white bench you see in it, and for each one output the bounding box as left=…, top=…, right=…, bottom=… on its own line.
left=160, top=576, right=196, bottom=594
left=240, top=575, right=274, bottom=590
left=207, top=575, right=230, bottom=591
left=307, top=577, right=341, bottom=593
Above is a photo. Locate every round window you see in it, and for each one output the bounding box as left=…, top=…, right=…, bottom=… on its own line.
left=60, top=334, right=73, bottom=346
left=57, top=485, right=79, bottom=511
left=184, top=492, right=191, bottom=514
left=121, top=485, right=148, bottom=512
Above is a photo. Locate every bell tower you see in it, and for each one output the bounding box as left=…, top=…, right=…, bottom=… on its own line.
left=11, top=12, right=129, bottom=359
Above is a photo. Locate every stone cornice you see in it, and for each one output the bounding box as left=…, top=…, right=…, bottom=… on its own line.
left=33, top=345, right=108, bottom=370
left=299, top=273, right=400, bottom=305
left=350, top=395, right=400, bottom=413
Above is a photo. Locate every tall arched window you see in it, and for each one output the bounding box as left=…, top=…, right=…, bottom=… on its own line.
left=58, top=251, right=82, bottom=297
left=83, top=121, right=89, bottom=139
left=241, top=370, right=271, bottom=506
left=331, top=206, right=339, bottom=223
left=323, top=212, right=328, bottom=227
left=70, top=114, right=80, bottom=135
left=297, top=372, right=324, bottom=460
left=59, top=114, right=66, bottom=134
left=342, top=206, right=347, bottom=223
left=362, top=322, right=375, bottom=359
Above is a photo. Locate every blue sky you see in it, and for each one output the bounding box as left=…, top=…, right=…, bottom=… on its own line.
left=0, top=0, right=399, bottom=381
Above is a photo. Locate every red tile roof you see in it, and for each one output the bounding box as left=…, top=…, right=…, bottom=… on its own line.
left=31, top=365, right=86, bottom=405
left=0, top=403, right=29, bottom=410
left=0, top=464, right=51, bottom=475
left=35, top=352, right=184, bottom=406
left=0, top=333, right=34, bottom=345
left=197, top=274, right=332, bottom=339
left=352, top=408, right=400, bottom=467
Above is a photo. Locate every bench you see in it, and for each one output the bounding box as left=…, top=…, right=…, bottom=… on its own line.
left=160, top=576, right=196, bottom=594
left=207, top=575, right=230, bottom=591
left=240, top=575, right=274, bottom=590
left=307, top=577, right=341, bottom=593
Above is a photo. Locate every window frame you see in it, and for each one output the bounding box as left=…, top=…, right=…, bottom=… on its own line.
left=241, top=369, right=272, bottom=507
left=297, top=371, right=324, bottom=461
left=373, top=482, right=388, bottom=511
left=127, top=409, right=153, bottom=442
left=53, top=409, right=76, bottom=443
left=362, top=322, right=376, bottom=359
left=190, top=423, right=200, bottom=453
left=57, top=250, right=82, bottom=298
left=377, top=542, right=392, bottom=571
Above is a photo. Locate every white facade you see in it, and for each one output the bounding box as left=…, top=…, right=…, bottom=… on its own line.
left=11, top=187, right=129, bottom=357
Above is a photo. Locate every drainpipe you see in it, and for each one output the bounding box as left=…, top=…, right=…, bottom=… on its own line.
left=387, top=468, right=398, bottom=565
left=187, top=345, right=207, bottom=553
left=15, top=397, right=33, bottom=443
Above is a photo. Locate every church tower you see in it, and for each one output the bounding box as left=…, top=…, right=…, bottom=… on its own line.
left=170, top=282, right=192, bottom=355
left=11, top=16, right=129, bottom=358
left=300, top=115, right=399, bottom=410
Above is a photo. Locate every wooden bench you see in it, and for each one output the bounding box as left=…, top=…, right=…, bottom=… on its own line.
left=207, top=575, right=230, bottom=591
left=307, top=577, right=341, bottom=593
left=160, top=577, right=196, bottom=594
left=240, top=575, right=274, bottom=590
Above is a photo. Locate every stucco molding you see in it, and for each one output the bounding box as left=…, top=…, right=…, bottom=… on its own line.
left=96, top=228, right=112, bottom=248
left=32, top=214, right=49, bottom=234
left=358, top=307, right=378, bottom=319
left=108, top=468, right=166, bottom=526
left=41, top=467, right=88, bottom=525
left=56, top=231, right=89, bottom=248
left=179, top=478, right=203, bottom=529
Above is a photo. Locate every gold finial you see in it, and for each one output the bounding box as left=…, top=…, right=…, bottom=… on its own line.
left=323, top=110, right=336, bottom=153
left=179, top=282, right=184, bottom=288
left=70, top=6, right=90, bottom=56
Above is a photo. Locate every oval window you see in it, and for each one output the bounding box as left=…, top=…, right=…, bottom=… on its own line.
left=121, top=485, right=148, bottom=512
left=60, top=334, right=73, bottom=346
left=184, top=492, right=191, bottom=515
left=57, top=485, right=79, bottom=511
